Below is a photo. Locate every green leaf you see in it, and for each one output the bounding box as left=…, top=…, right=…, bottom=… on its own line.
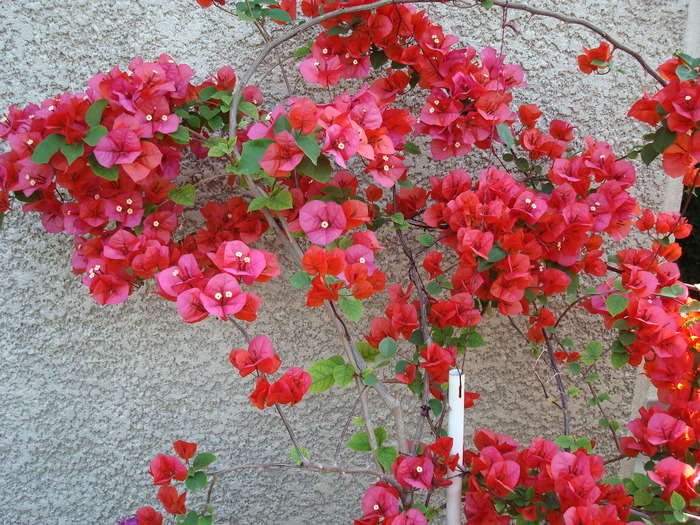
left=673, top=510, right=690, bottom=523
left=362, top=372, right=378, bottom=386
left=295, top=135, right=320, bottom=164
left=0, top=212, right=4, bottom=231
left=327, top=24, right=350, bottom=36
left=169, top=125, right=191, bottom=145
left=355, top=341, right=380, bottom=363
left=293, top=45, right=311, bottom=58
left=88, top=154, right=118, bottom=180
left=309, top=359, right=337, bottom=392
left=84, top=125, right=108, bottom=146
left=633, top=490, right=653, bottom=507
left=606, top=294, right=629, bottom=317
left=268, top=189, right=292, bottom=210
left=641, top=142, right=661, bottom=166
left=168, top=184, right=196, bottom=206
left=376, top=446, right=397, bottom=472
left=618, top=330, right=636, bottom=346
left=290, top=446, right=309, bottom=465
left=198, top=517, right=213, bottom=525
left=585, top=341, right=603, bottom=358
left=677, top=53, right=700, bottom=68
left=611, top=350, right=629, bottom=369
left=633, top=472, right=651, bottom=489
left=480, top=0, right=494, bottom=8
left=569, top=363, right=581, bottom=376
left=182, top=510, right=199, bottom=525
left=428, top=398, right=443, bottom=416
left=333, top=364, right=355, bottom=388
left=248, top=196, right=269, bottom=212
left=466, top=329, right=485, bottom=348
left=61, top=142, right=84, bottom=165
left=379, top=337, right=397, bottom=358
left=192, top=452, right=217, bottom=470
left=397, top=178, right=413, bottom=189
left=426, top=281, right=442, bottom=296
left=496, top=122, right=515, bottom=150
left=418, top=234, right=434, bottom=247
left=590, top=59, right=609, bottom=67
left=290, top=271, right=312, bottom=288
left=273, top=115, right=291, bottom=135
left=676, top=64, right=699, bottom=82
left=186, top=471, right=207, bottom=492
left=198, top=86, right=219, bottom=102
left=403, top=141, right=421, bottom=155
left=266, top=8, right=292, bottom=22
left=554, top=435, right=574, bottom=449
left=374, top=427, right=387, bottom=446
left=653, top=126, right=677, bottom=154
left=671, top=491, right=686, bottom=511
left=514, top=157, right=529, bottom=171
left=236, top=138, right=274, bottom=175
left=237, top=101, right=259, bottom=120
left=347, top=431, right=372, bottom=452
left=296, top=154, right=332, bottom=183
left=85, top=99, right=109, bottom=127
left=562, top=338, right=574, bottom=348
left=31, top=133, right=66, bottom=164
left=370, top=49, right=389, bottom=69
left=339, top=296, right=362, bottom=323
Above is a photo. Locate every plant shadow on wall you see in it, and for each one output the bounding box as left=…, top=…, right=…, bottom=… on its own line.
left=1, top=0, right=700, bottom=524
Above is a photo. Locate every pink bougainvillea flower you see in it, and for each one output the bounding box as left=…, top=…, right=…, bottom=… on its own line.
left=121, top=141, right=163, bottom=183
left=361, top=482, right=400, bottom=519
left=392, top=455, right=434, bottom=489
left=93, top=128, right=142, bottom=168
left=384, top=509, right=428, bottom=525
left=298, top=200, right=346, bottom=245
left=208, top=240, right=267, bottom=285
left=148, top=454, right=187, bottom=486
left=229, top=335, right=282, bottom=377
left=176, top=288, right=209, bottom=323
left=157, top=254, right=205, bottom=300
left=259, top=131, right=304, bottom=178
left=200, top=273, right=246, bottom=320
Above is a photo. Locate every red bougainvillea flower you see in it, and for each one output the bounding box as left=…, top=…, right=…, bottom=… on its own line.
left=135, top=506, right=163, bottom=525
left=157, top=486, right=187, bottom=515
left=577, top=42, right=612, bottom=74
left=267, top=367, right=312, bottom=406
left=196, top=0, right=225, bottom=6
left=299, top=200, right=346, bottom=244
left=148, top=454, right=187, bottom=486
left=249, top=375, right=271, bottom=409
left=229, top=335, right=282, bottom=377
left=173, top=440, right=197, bottom=461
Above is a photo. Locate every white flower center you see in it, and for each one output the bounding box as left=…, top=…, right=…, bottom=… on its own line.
left=321, top=221, right=329, bottom=228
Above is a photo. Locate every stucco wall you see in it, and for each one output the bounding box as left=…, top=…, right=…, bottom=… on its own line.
left=0, top=0, right=691, bottom=523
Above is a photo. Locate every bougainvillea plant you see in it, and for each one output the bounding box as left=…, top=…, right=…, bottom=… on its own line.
left=1, top=0, right=699, bottom=523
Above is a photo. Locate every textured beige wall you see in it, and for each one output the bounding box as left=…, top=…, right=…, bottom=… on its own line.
left=0, top=0, right=690, bottom=523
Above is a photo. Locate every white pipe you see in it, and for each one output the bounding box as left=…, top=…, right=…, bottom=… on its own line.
left=446, top=368, right=465, bottom=525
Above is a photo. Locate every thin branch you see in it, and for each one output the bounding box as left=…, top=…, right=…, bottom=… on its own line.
left=334, top=384, right=368, bottom=464
left=543, top=330, right=570, bottom=436
left=490, top=0, right=666, bottom=86
left=587, top=381, right=621, bottom=454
